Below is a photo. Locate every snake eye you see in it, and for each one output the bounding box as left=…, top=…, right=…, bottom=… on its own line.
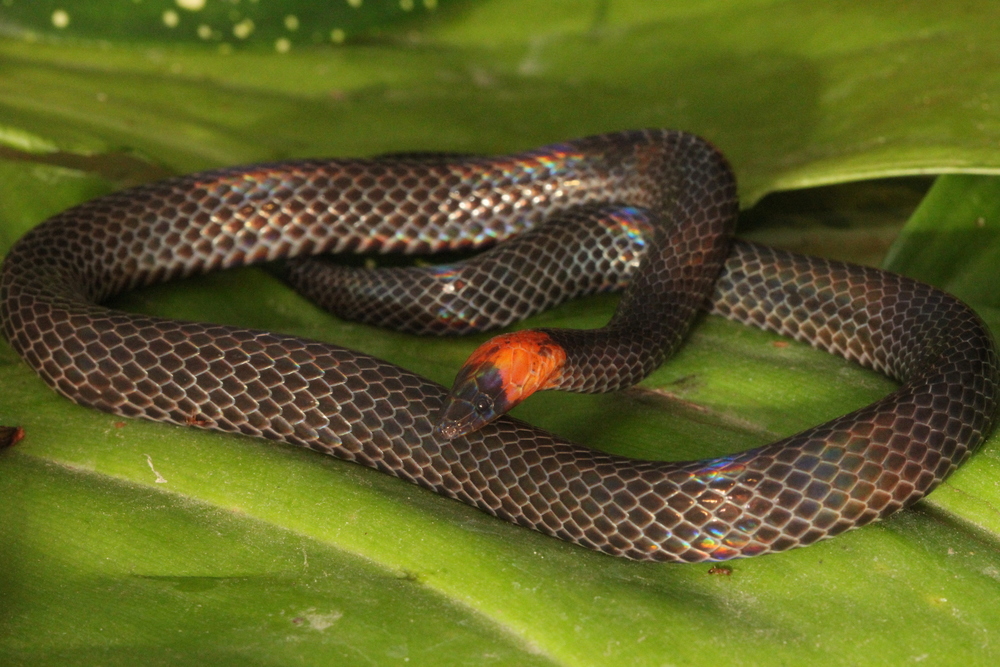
left=474, top=395, right=494, bottom=415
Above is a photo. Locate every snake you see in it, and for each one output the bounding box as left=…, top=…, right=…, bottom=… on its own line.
left=1, top=129, right=997, bottom=562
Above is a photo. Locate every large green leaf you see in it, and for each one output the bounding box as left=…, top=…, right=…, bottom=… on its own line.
left=2, top=1, right=1000, bottom=665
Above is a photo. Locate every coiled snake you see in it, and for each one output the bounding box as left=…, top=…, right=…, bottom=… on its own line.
left=1, top=130, right=997, bottom=562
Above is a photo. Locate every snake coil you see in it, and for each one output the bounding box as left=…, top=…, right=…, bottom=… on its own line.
left=1, top=130, right=997, bottom=561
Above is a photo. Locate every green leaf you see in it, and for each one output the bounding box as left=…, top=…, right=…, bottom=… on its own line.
left=885, top=174, right=1000, bottom=307
left=2, top=1, right=1000, bottom=665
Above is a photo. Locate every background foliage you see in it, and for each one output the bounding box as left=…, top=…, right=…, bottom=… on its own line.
left=1, top=1, right=999, bottom=665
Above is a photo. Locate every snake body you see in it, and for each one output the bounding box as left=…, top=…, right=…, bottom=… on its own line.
left=1, top=130, right=997, bottom=562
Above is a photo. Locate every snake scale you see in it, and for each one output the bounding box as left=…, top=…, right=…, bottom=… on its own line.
left=1, top=130, right=997, bottom=562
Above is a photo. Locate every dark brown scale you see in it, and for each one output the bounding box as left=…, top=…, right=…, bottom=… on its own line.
left=281, top=205, right=657, bottom=335
left=1, top=130, right=997, bottom=562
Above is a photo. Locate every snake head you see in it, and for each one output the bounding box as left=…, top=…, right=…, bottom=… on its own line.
left=434, top=331, right=566, bottom=440
left=434, top=362, right=509, bottom=440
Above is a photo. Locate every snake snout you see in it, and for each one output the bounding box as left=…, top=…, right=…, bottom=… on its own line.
left=434, top=366, right=507, bottom=439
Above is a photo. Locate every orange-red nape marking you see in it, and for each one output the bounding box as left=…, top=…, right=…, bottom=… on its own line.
left=435, top=330, right=568, bottom=439
left=463, top=330, right=567, bottom=407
